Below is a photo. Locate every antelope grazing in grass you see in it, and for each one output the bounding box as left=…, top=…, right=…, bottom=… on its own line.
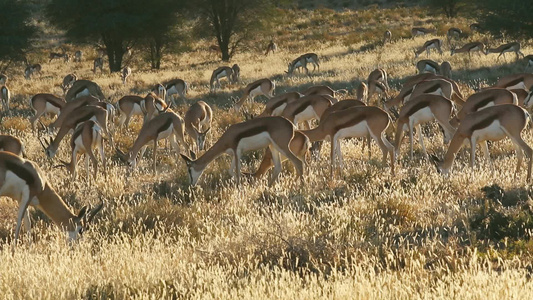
left=42, top=105, right=112, bottom=158
left=393, top=95, right=456, bottom=160
left=54, top=120, right=106, bottom=180
left=181, top=116, right=304, bottom=186
left=409, top=78, right=465, bottom=107
left=494, top=73, right=533, bottom=91
left=74, top=50, right=82, bottom=62
left=233, top=78, right=275, bottom=111
left=280, top=94, right=333, bottom=129
left=61, top=73, right=78, bottom=94
left=383, top=30, right=392, bottom=44
left=163, top=79, right=188, bottom=106
left=93, top=57, right=104, bottom=73
left=232, top=64, right=240, bottom=83
left=210, top=66, right=236, bottom=93
left=416, top=59, right=440, bottom=74
left=0, top=135, right=25, bottom=157
left=116, top=95, right=146, bottom=128
left=1, top=85, right=10, bottom=114
left=486, top=42, right=524, bottom=60
left=356, top=82, right=368, bottom=103
left=451, top=88, right=518, bottom=127
left=524, top=55, right=533, bottom=72
left=49, top=96, right=100, bottom=130
left=367, top=68, right=389, bottom=99
left=0, top=152, right=103, bottom=250
left=451, top=42, right=486, bottom=57
left=24, top=64, right=42, bottom=80
left=29, top=93, right=66, bottom=131
left=0, top=74, right=8, bottom=85
left=302, top=85, right=336, bottom=98
left=286, top=53, right=320, bottom=76
left=65, top=80, right=105, bottom=102
left=265, top=40, right=277, bottom=55
left=184, top=101, right=212, bottom=153
left=121, top=67, right=132, bottom=84
left=301, top=106, right=395, bottom=176
left=447, top=27, right=462, bottom=43
left=257, top=92, right=302, bottom=117
left=411, top=27, right=435, bottom=37
left=49, top=50, right=69, bottom=63
left=209, top=44, right=221, bottom=54
left=116, top=112, right=187, bottom=173
left=414, top=39, right=443, bottom=58
left=430, top=104, right=532, bottom=181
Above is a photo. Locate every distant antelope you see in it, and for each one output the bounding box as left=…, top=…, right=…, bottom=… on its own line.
left=416, top=59, right=440, bottom=74
left=116, top=112, right=187, bottom=173
left=485, top=42, right=524, bottom=60
left=451, top=42, right=485, bottom=57
left=431, top=104, right=532, bottom=181
left=411, top=27, right=435, bottom=37
left=29, top=93, right=65, bottom=131
left=65, top=80, right=105, bottom=102
left=164, top=79, right=188, bottom=106
left=61, top=73, right=78, bottom=94
left=121, top=67, right=132, bottom=85
left=232, top=64, right=240, bottom=83
left=447, top=27, right=462, bottom=42
left=233, top=78, right=275, bottom=111
left=470, top=23, right=481, bottom=32
left=24, top=64, right=42, bottom=80
left=383, top=30, right=392, bottom=44
left=93, top=57, right=104, bottom=73
left=1, top=85, right=10, bottom=114
left=210, top=66, right=235, bottom=93
left=49, top=51, right=69, bottom=63
left=257, top=92, right=302, bottom=117
left=0, top=152, right=103, bottom=250
left=414, top=39, right=443, bottom=58
left=356, top=82, right=368, bottom=103
left=74, top=50, right=83, bottom=62
left=0, top=74, right=7, bottom=85
left=265, top=40, right=277, bottom=55
left=286, top=53, right=320, bottom=75
left=209, top=44, right=221, bottom=53
left=54, top=120, right=106, bottom=180
left=367, top=68, right=389, bottom=99
left=280, top=94, right=333, bottom=129
left=302, top=85, right=336, bottom=98
left=184, top=101, right=212, bottom=153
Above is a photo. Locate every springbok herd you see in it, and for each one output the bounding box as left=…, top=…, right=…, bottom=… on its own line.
left=0, top=24, right=533, bottom=250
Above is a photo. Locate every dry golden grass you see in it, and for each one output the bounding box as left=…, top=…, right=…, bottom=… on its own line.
left=1, top=6, right=533, bottom=299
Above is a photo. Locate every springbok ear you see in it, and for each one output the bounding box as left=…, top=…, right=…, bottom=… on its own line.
left=189, top=149, right=197, bottom=160
left=77, top=206, right=89, bottom=219
left=180, top=153, right=192, bottom=163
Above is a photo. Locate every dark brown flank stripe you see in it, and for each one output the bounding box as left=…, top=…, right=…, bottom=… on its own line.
left=400, top=86, right=414, bottom=98
left=472, top=96, right=496, bottom=111
left=405, top=100, right=431, bottom=118
left=6, top=160, right=34, bottom=185
left=70, top=124, right=86, bottom=147
left=292, top=99, right=314, bottom=116
left=156, top=117, right=173, bottom=135
left=333, top=112, right=367, bottom=133
left=247, top=80, right=263, bottom=92
left=76, top=110, right=97, bottom=124
left=502, top=77, right=523, bottom=88
left=270, top=99, right=287, bottom=112
left=48, top=98, right=63, bottom=109
left=422, top=83, right=441, bottom=94
left=234, top=125, right=269, bottom=147
left=166, top=80, right=183, bottom=90
left=470, top=114, right=498, bottom=132
left=468, top=43, right=480, bottom=50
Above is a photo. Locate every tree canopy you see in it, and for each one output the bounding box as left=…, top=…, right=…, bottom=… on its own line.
left=473, top=0, right=533, bottom=39
left=0, top=0, right=36, bottom=65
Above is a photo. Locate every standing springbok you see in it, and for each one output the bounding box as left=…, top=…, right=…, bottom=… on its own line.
left=74, top=50, right=83, bottom=62
left=265, top=40, right=277, bottom=55
left=447, top=27, right=462, bottom=44
left=184, top=101, right=212, bottom=153
left=451, top=42, right=486, bottom=57
left=210, top=66, right=235, bottom=93
left=430, top=104, right=533, bottom=181
left=29, top=93, right=66, bottom=131
left=257, top=92, right=302, bottom=117
left=61, top=73, right=78, bottom=94
left=121, top=67, right=132, bottom=85
left=233, top=78, right=275, bottom=111
left=416, top=59, right=440, bottom=74
left=485, top=42, right=524, bottom=60
left=1, top=85, right=10, bottom=114
left=115, top=111, right=187, bottom=173
left=164, top=79, right=188, bottom=106
left=54, top=120, right=106, bottom=180
left=393, top=94, right=456, bottom=160
left=0, top=152, right=103, bottom=251
left=286, top=53, right=320, bottom=75
left=414, top=39, right=443, bottom=58
left=383, top=30, right=392, bottom=44
left=24, top=64, right=42, bottom=80
left=494, top=73, right=533, bottom=91
left=93, top=57, right=104, bottom=73
left=451, top=88, right=518, bottom=127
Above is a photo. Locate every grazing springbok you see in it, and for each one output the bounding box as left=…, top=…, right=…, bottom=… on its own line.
left=93, top=57, right=104, bottom=73
left=447, top=27, right=462, bottom=44
left=210, top=66, right=236, bottom=93
left=265, top=40, right=277, bottom=55
left=233, top=78, right=275, bottom=111
left=451, top=88, right=518, bottom=127
left=180, top=116, right=304, bottom=186
left=1, top=85, right=10, bottom=114
left=29, top=93, right=66, bottom=131
left=485, top=42, right=524, bottom=60
left=494, top=73, right=533, bottom=91
left=431, top=104, right=532, bottom=181
left=121, top=67, right=132, bottom=85
left=184, top=101, right=212, bottom=153
left=61, top=73, right=78, bottom=94
left=24, top=64, right=42, bottom=80
left=49, top=50, right=69, bottom=63
left=0, top=74, right=8, bottom=85
left=411, top=27, right=435, bottom=37
left=65, top=80, right=105, bottom=102
left=49, top=96, right=100, bottom=130
left=0, top=151, right=103, bottom=251
left=356, top=82, right=368, bottom=103
left=280, top=94, right=333, bottom=129
left=163, top=79, right=188, bottom=106
left=383, top=30, right=392, bottom=44
left=116, top=111, right=187, bottom=173
left=414, top=39, right=443, bottom=58
left=286, top=53, right=320, bottom=75
left=74, top=50, right=83, bottom=62
left=416, top=59, right=440, bottom=74
left=451, top=42, right=486, bottom=57
left=54, top=120, right=106, bottom=180
left=257, top=92, right=302, bottom=118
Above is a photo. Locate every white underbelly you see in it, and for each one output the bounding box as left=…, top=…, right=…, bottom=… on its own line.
left=167, top=86, right=181, bottom=97
left=237, top=132, right=271, bottom=153
left=471, top=46, right=481, bottom=51
left=334, top=121, right=369, bottom=140
left=249, top=86, right=264, bottom=98
left=475, top=102, right=495, bottom=111
left=505, top=82, right=526, bottom=90
left=408, top=107, right=435, bottom=128
left=76, top=88, right=91, bottom=98
left=217, top=70, right=228, bottom=80
left=132, top=104, right=143, bottom=115
left=73, top=136, right=88, bottom=154
left=271, top=103, right=287, bottom=116
left=0, top=171, right=39, bottom=206
left=424, top=65, right=437, bottom=73
left=45, top=103, right=61, bottom=115
left=293, top=106, right=317, bottom=124
left=472, top=120, right=506, bottom=142
left=157, top=125, right=174, bottom=140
